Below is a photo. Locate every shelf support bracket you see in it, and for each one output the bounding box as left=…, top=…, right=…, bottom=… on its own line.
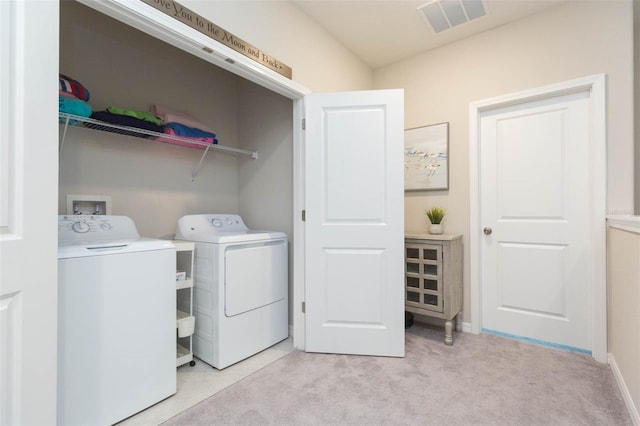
left=192, top=145, right=212, bottom=180
left=59, top=116, right=70, bottom=155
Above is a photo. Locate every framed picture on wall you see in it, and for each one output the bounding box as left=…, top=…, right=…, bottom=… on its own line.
left=404, top=122, right=449, bottom=191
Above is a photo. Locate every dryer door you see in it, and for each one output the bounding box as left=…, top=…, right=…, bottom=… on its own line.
left=225, top=240, right=288, bottom=317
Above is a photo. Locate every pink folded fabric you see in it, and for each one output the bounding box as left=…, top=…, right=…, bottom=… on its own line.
left=155, top=127, right=214, bottom=150
left=151, top=104, right=214, bottom=133
left=59, top=90, right=77, bottom=99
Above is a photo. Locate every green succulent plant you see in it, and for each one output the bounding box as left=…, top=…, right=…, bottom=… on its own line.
left=425, top=207, right=447, bottom=225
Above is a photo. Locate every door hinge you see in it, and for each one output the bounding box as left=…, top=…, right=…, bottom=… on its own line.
left=301, top=210, right=306, bottom=221
left=302, top=118, right=306, bottom=130
left=302, top=301, right=306, bottom=313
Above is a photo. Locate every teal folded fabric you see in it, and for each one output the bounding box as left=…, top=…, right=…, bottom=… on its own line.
left=59, top=96, right=92, bottom=124
left=106, top=106, right=163, bottom=126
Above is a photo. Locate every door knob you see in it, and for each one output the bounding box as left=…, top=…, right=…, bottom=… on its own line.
left=483, top=227, right=492, bottom=235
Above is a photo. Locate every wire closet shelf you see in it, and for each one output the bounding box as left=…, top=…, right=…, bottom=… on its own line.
left=58, top=112, right=258, bottom=178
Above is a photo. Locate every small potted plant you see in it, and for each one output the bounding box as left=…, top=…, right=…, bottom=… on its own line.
left=425, top=207, right=446, bottom=235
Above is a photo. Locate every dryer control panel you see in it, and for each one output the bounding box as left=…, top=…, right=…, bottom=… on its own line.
left=176, top=214, right=248, bottom=236
left=58, top=215, right=140, bottom=245
left=207, top=214, right=247, bottom=232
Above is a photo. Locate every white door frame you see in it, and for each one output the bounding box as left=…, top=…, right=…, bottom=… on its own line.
left=469, top=74, right=607, bottom=363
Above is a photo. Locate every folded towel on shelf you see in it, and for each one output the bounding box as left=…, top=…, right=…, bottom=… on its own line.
left=151, top=104, right=214, bottom=133
left=59, top=90, right=77, bottom=99
left=164, top=122, right=217, bottom=139
left=106, top=106, right=163, bottom=126
left=91, top=111, right=164, bottom=137
left=59, top=96, right=92, bottom=124
left=59, top=74, right=90, bottom=102
left=155, top=127, right=218, bottom=150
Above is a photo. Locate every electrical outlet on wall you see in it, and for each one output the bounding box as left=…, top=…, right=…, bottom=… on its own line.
left=66, top=194, right=112, bottom=215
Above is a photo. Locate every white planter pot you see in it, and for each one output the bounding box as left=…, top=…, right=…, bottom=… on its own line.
left=429, top=224, right=443, bottom=235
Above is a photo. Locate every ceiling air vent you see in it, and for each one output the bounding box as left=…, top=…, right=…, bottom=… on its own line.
left=418, top=0, right=487, bottom=34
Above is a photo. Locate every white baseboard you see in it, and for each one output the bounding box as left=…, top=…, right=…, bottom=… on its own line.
left=609, top=353, right=640, bottom=425
left=461, top=321, right=473, bottom=333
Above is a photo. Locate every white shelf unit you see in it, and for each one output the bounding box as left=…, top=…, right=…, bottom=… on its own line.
left=58, top=112, right=258, bottom=179
left=172, top=240, right=196, bottom=367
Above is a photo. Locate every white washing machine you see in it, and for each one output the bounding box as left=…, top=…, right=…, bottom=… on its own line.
left=175, top=214, right=288, bottom=369
left=57, top=215, right=176, bottom=426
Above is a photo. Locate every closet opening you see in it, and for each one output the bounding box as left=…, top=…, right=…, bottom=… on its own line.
left=59, top=0, right=298, bottom=378
left=59, top=0, right=295, bottom=283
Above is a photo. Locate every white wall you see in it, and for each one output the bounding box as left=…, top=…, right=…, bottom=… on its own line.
left=607, top=220, right=640, bottom=423
left=236, top=78, right=295, bottom=321
left=59, top=1, right=374, bottom=240
left=237, top=79, right=293, bottom=241
left=61, top=0, right=636, bottom=330
left=59, top=1, right=241, bottom=238
left=635, top=0, right=640, bottom=215
left=181, top=0, right=374, bottom=93
left=373, top=1, right=635, bottom=323
left=59, top=0, right=376, bottom=331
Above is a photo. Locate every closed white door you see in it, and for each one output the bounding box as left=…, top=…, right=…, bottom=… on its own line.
left=479, top=90, right=592, bottom=351
left=304, top=90, right=405, bottom=357
left=0, top=0, right=59, bottom=424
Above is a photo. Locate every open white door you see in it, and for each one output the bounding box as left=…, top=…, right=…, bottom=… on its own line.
left=304, top=90, right=405, bottom=357
left=0, top=1, right=59, bottom=424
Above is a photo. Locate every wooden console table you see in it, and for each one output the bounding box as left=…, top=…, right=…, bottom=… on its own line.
left=405, top=233, right=463, bottom=345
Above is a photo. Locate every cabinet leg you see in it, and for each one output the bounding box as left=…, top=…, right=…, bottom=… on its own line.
left=445, top=320, right=453, bottom=346
left=455, top=314, right=462, bottom=333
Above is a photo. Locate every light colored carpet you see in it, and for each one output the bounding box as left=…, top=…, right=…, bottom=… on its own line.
left=163, top=323, right=631, bottom=425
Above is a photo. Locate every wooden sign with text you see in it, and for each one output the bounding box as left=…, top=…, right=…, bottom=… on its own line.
left=140, top=0, right=292, bottom=79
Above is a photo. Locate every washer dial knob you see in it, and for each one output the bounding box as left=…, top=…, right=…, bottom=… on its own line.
left=71, top=221, right=90, bottom=233
left=211, top=219, right=223, bottom=228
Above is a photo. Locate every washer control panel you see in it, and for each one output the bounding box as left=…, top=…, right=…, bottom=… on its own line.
left=58, top=215, right=140, bottom=244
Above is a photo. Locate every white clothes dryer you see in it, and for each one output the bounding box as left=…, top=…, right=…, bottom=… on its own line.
left=57, top=215, right=176, bottom=426
left=175, top=214, right=288, bottom=369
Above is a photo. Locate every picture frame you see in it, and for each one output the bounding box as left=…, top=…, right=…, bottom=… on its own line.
left=404, top=122, right=449, bottom=191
